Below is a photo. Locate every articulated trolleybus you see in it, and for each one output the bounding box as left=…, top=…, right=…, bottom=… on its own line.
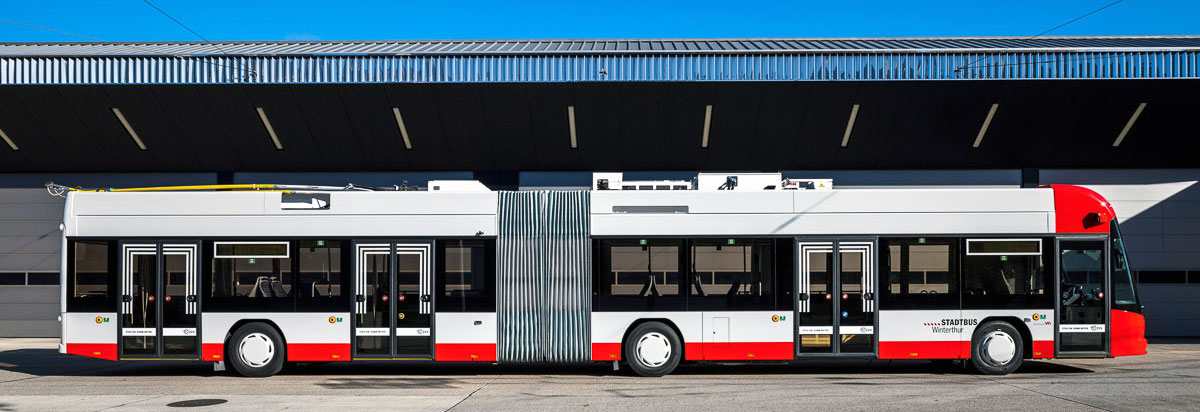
left=54, top=173, right=1146, bottom=377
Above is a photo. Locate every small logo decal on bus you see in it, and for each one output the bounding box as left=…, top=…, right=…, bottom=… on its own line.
left=771, top=315, right=779, bottom=322
left=1032, top=314, right=1040, bottom=321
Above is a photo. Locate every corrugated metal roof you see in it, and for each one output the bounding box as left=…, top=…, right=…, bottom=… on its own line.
left=2, top=36, right=1199, bottom=57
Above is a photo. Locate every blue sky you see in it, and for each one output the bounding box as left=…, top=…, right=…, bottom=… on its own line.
left=1, top=0, right=1196, bottom=42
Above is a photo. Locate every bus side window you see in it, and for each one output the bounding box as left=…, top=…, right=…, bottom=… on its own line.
left=593, top=239, right=687, bottom=311
left=960, top=238, right=1054, bottom=309
left=879, top=238, right=959, bottom=310
left=296, top=240, right=346, bottom=311
left=436, top=239, right=496, bottom=312
left=67, top=240, right=117, bottom=312
left=206, top=241, right=294, bottom=312
left=688, top=239, right=775, bottom=311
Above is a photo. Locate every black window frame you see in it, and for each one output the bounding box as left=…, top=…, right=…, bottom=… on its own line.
left=879, top=237, right=961, bottom=310
left=593, top=238, right=688, bottom=312
left=961, top=237, right=1055, bottom=309
left=65, top=239, right=119, bottom=312
left=687, top=238, right=778, bottom=311
left=294, top=239, right=352, bottom=312
left=203, top=239, right=298, bottom=312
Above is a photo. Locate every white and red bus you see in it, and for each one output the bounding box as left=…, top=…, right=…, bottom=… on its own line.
left=54, top=173, right=1146, bottom=377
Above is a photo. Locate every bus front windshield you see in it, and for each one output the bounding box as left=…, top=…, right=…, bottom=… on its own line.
left=1111, top=219, right=1140, bottom=312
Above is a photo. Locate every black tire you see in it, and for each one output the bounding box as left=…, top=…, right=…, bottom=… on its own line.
left=227, top=322, right=286, bottom=377
left=623, top=322, right=682, bottom=377
left=970, top=321, right=1024, bottom=375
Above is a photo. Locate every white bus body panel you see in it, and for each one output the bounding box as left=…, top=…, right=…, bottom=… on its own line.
left=60, top=312, right=118, bottom=360
left=201, top=312, right=350, bottom=362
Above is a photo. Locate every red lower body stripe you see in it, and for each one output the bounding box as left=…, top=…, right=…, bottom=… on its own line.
left=435, top=343, right=497, bottom=361
left=65, top=343, right=118, bottom=361
left=287, top=343, right=351, bottom=361
left=878, top=341, right=965, bottom=359
left=202, top=343, right=224, bottom=361
left=1032, top=340, right=1054, bottom=358
left=878, top=340, right=1057, bottom=359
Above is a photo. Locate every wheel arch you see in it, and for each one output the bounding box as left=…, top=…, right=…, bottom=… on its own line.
left=977, top=316, right=1032, bottom=359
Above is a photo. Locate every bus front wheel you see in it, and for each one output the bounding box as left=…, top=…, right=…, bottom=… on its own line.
left=227, top=322, right=286, bottom=377
left=970, top=321, right=1023, bottom=375
left=624, top=322, right=682, bottom=377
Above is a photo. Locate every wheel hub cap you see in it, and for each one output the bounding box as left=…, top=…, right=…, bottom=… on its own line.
left=238, top=332, right=275, bottom=368
left=981, top=331, right=1016, bottom=366
left=635, top=332, right=671, bottom=368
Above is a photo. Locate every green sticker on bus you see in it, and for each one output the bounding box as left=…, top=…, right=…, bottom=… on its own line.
left=639, top=239, right=647, bottom=245
left=727, top=238, right=735, bottom=245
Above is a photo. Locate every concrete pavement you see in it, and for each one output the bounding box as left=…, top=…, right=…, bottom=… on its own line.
left=1, top=338, right=1197, bottom=411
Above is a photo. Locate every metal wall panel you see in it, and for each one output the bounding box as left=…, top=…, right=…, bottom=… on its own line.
left=3, top=51, right=1197, bottom=84
left=3, top=37, right=1198, bottom=56
left=495, top=190, right=590, bottom=363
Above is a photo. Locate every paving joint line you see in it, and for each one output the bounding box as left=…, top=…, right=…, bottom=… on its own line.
left=445, top=375, right=499, bottom=411
left=972, top=374, right=1113, bottom=412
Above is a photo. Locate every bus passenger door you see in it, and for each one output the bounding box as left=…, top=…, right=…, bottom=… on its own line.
left=795, top=239, right=877, bottom=357
left=118, top=242, right=200, bottom=359
left=1056, top=238, right=1109, bottom=356
left=353, top=241, right=434, bottom=359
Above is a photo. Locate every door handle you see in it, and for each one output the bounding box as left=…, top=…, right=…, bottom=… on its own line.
left=355, top=294, right=365, bottom=303
left=420, top=294, right=431, bottom=303
left=798, top=294, right=809, bottom=301
left=122, top=295, right=132, bottom=303
left=186, top=295, right=197, bottom=303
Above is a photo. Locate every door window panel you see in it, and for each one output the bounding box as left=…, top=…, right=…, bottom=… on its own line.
left=356, top=251, right=390, bottom=355
left=121, top=252, right=157, bottom=356
left=797, top=243, right=834, bottom=353
left=1059, top=240, right=1108, bottom=353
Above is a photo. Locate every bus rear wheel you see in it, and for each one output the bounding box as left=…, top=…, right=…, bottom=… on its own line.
left=227, top=322, right=286, bottom=377
left=624, top=322, right=681, bottom=377
left=970, top=321, right=1023, bottom=375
